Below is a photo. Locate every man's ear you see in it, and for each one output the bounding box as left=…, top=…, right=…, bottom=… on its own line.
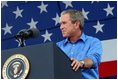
left=75, top=21, right=80, bottom=29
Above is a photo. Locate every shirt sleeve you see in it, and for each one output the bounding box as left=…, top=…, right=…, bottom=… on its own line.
left=85, top=38, right=103, bottom=68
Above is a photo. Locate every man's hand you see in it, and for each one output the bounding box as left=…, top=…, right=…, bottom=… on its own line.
left=70, top=58, right=83, bottom=71
left=71, top=58, right=93, bottom=71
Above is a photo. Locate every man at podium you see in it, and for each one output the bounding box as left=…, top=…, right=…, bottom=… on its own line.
left=57, top=9, right=103, bottom=79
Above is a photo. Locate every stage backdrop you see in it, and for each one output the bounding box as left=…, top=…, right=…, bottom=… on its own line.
left=1, top=1, right=117, bottom=78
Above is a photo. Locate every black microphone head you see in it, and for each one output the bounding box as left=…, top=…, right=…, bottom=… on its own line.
left=15, top=29, right=27, bottom=39
left=15, top=28, right=39, bottom=40
left=27, top=28, right=40, bottom=38
left=18, top=29, right=27, bottom=34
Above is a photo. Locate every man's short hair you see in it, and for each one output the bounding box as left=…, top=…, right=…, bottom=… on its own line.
left=61, top=9, right=84, bottom=30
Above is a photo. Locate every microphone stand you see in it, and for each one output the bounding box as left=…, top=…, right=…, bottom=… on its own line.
left=16, top=37, right=25, bottom=47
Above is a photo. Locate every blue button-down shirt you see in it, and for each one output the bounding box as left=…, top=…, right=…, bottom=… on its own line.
left=56, top=33, right=103, bottom=79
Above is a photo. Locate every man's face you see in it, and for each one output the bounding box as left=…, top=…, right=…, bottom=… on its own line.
left=60, top=14, right=77, bottom=38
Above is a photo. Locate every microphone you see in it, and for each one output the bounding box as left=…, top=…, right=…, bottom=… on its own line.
left=15, top=28, right=39, bottom=40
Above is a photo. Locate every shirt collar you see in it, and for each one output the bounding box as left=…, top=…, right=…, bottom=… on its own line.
left=64, top=38, right=69, bottom=44
left=64, top=33, right=86, bottom=44
left=80, top=33, right=86, bottom=42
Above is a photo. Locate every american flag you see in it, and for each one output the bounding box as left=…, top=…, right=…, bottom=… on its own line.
left=1, top=1, right=117, bottom=78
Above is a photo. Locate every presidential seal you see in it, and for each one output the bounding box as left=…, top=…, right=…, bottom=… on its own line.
left=2, top=54, right=30, bottom=79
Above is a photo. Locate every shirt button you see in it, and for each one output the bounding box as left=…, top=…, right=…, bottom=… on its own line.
left=73, top=44, right=75, bottom=46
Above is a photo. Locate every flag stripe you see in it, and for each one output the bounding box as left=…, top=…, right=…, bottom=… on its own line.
left=99, top=60, right=117, bottom=78
left=99, top=39, right=117, bottom=77
left=101, top=39, right=117, bottom=62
